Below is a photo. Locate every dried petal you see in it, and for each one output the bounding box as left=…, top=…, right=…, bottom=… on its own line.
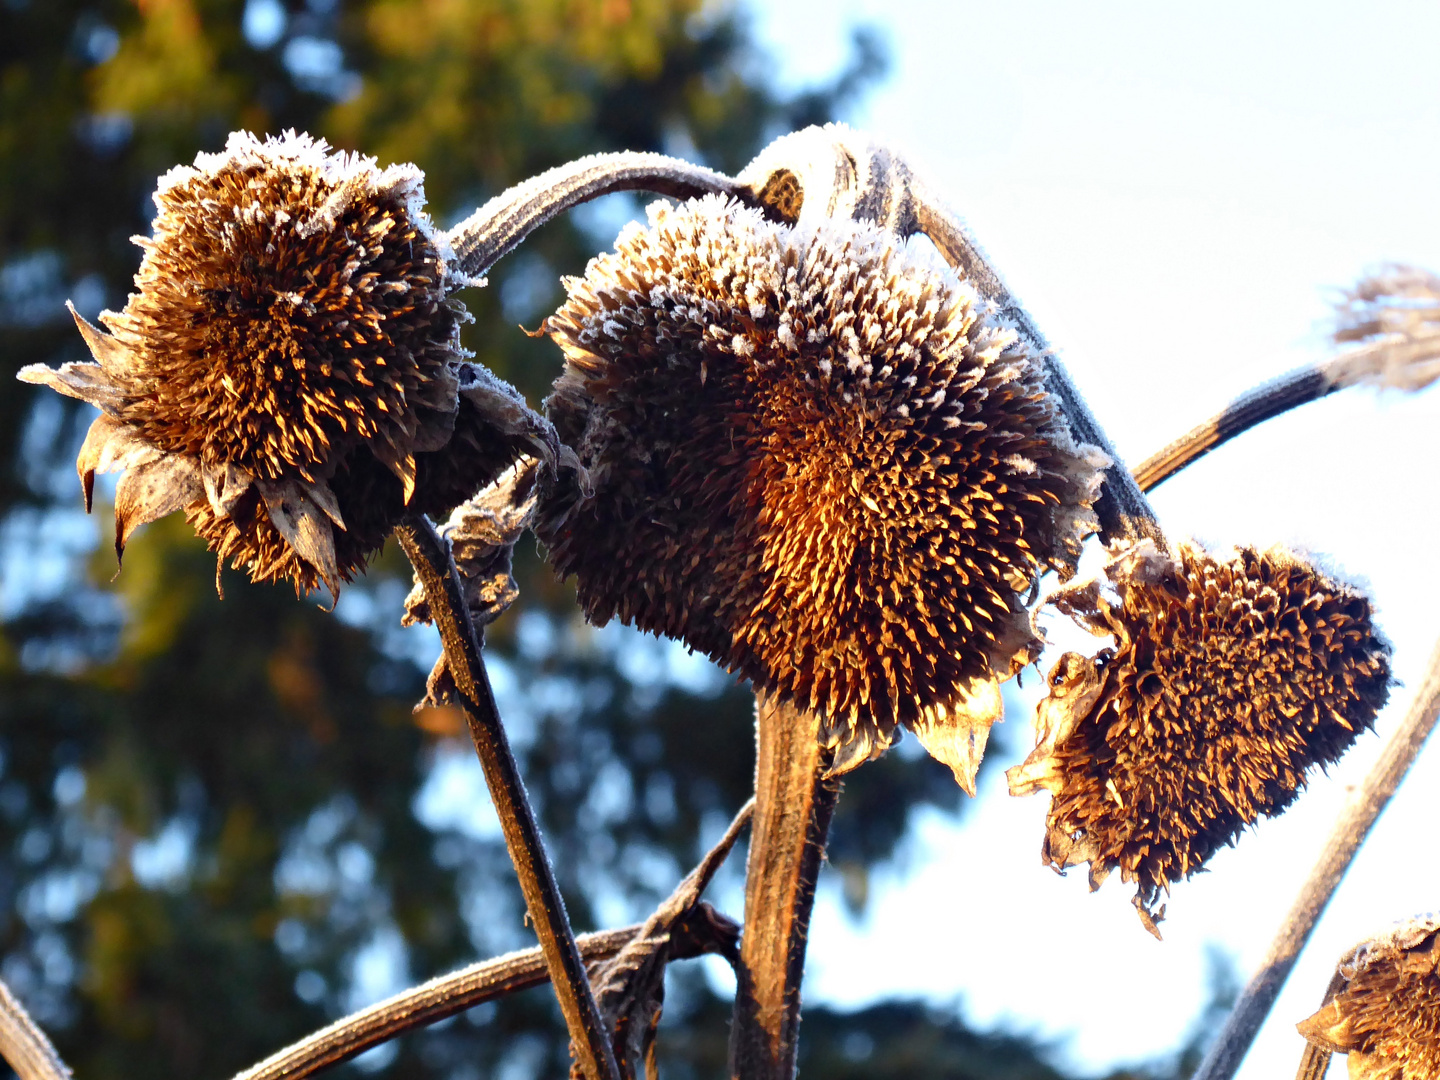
left=114, top=454, right=204, bottom=559
left=906, top=677, right=1004, bottom=796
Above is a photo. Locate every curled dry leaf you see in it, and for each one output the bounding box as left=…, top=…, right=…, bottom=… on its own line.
left=1298, top=914, right=1440, bottom=1080
left=536, top=195, right=1106, bottom=792
left=404, top=457, right=550, bottom=708
left=19, top=130, right=562, bottom=597
left=1008, top=539, right=1391, bottom=935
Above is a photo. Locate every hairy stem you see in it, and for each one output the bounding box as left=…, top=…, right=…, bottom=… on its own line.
left=447, top=152, right=740, bottom=279
left=1133, top=368, right=1335, bottom=492
left=1192, top=634, right=1440, bottom=1080
left=912, top=187, right=1164, bottom=546
left=232, top=927, right=638, bottom=1080
left=728, top=695, right=840, bottom=1080
left=0, top=979, right=71, bottom=1080
left=394, top=517, right=618, bottom=1080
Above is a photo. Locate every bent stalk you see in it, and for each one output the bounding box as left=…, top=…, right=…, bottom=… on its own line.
left=448, top=152, right=740, bottom=279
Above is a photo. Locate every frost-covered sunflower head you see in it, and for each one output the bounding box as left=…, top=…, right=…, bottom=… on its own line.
left=535, top=195, right=1107, bottom=789
left=1008, top=540, right=1392, bottom=935
left=21, top=130, right=560, bottom=595
left=1298, top=914, right=1440, bottom=1080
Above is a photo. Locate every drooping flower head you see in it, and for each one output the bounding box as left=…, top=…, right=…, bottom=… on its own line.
left=1298, top=914, right=1440, bottom=1080
left=20, top=131, right=559, bottom=594
left=1008, top=540, right=1391, bottom=935
left=535, top=196, right=1106, bottom=787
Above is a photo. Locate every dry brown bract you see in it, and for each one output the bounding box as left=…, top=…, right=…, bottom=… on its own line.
left=19, top=130, right=559, bottom=595
left=1298, top=914, right=1440, bottom=1080
left=1008, top=540, right=1391, bottom=935
left=536, top=196, right=1106, bottom=788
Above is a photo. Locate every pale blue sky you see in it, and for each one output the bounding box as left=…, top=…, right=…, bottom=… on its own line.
left=741, top=3, right=1440, bottom=1077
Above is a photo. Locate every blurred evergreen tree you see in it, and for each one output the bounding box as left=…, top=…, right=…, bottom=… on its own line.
left=0, top=2, right=1221, bottom=1078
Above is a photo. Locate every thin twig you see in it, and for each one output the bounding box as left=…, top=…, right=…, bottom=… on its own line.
left=447, top=152, right=740, bottom=279
left=394, top=516, right=619, bottom=1080
left=727, top=695, right=839, bottom=1080
left=1132, top=367, right=1335, bottom=492
left=232, top=927, right=638, bottom=1080
left=234, top=802, right=754, bottom=1080
left=911, top=182, right=1165, bottom=546
left=0, top=979, right=71, bottom=1080
left=1193, top=634, right=1440, bottom=1080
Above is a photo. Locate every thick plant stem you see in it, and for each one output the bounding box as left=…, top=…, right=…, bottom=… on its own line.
left=1192, top=634, right=1440, bottom=1080
left=728, top=695, right=840, bottom=1080
left=394, top=517, right=619, bottom=1080
left=0, top=979, right=71, bottom=1080
left=1133, top=367, right=1335, bottom=492
left=447, top=152, right=739, bottom=279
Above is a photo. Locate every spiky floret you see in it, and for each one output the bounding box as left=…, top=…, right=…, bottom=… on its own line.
left=536, top=196, right=1105, bottom=785
left=1298, top=914, right=1440, bottom=1080
left=20, top=131, right=560, bottom=594
left=1008, top=540, right=1391, bottom=935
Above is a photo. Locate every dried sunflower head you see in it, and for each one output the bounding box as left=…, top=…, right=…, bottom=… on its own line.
left=535, top=195, right=1106, bottom=789
left=1008, top=540, right=1391, bottom=935
left=19, top=130, right=559, bottom=595
left=1298, top=914, right=1440, bottom=1080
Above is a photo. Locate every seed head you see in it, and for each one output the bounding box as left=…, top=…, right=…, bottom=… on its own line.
left=1329, top=265, right=1440, bottom=393
left=20, top=131, right=559, bottom=594
left=1008, top=540, right=1391, bottom=935
left=535, top=196, right=1106, bottom=786
left=1298, top=914, right=1440, bottom=1080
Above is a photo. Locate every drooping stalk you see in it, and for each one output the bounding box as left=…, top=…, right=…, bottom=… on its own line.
left=394, top=516, right=619, bottom=1080
left=728, top=695, right=840, bottom=1080
left=910, top=182, right=1164, bottom=546
left=447, top=152, right=741, bottom=279
left=1191, top=634, right=1440, bottom=1080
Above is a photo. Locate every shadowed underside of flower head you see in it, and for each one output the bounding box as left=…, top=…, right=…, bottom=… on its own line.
left=536, top=195, right=1106, bottom=784
left=1298, top=914, right=1440, bottom=1080
left=1009, top=540, right=1391, bottom=935
left=20, top=131, right=560, bottom=595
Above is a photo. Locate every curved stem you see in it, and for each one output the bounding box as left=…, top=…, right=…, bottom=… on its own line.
left=0, top=980, right=71, bottom=1080
left=1192, top=634, right=1440, bottom=1080
left=394, top=517, right=618, bottom=1080
left=727, top=695, right=839, bottom=1080
left=911, top=184, right=1164, bottom=546
left=447, top=152, right=740, bottom=279
left=1132, top=368, right=1336, bottom=492
left=232, top=927, right=638, bottom=1080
